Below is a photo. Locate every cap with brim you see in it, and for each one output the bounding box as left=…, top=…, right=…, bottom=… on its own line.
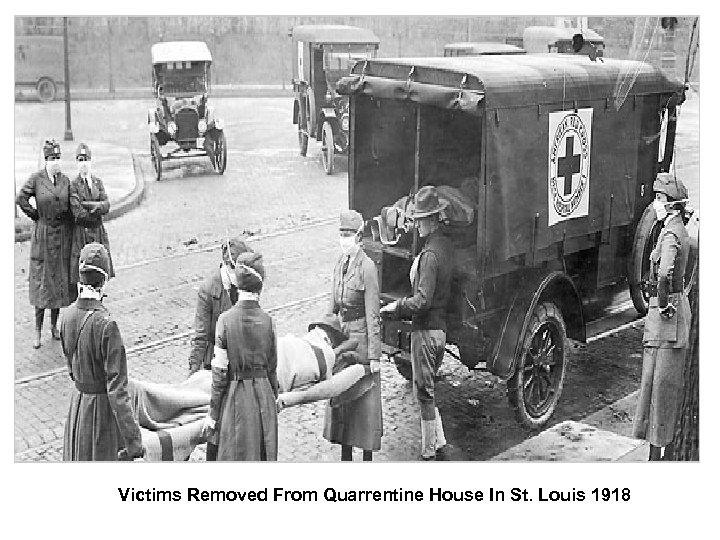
left=76, top=143, right=92, bottom=160
left=78, top=243, right=110, bottom=278
left=339, top=210, right=364, bottom=232
left=43, top=140, right=61, bottom=160
left=653, top=173, right=688, bottom=201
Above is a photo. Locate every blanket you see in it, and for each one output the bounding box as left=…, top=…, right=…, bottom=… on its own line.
left=128, top=370, right=211, bottom=461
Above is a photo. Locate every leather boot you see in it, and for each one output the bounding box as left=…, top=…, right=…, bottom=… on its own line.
left=50, top=309, right=61, bottom=340
left=34, top=308, right=44, bottom=349
left=434, top=409, right=451, bottom=461
left=649, top=444, right=662, bottom=461
left=420, top=419, right=437, bottom=460
left=33, top=329, right=41, bottom=349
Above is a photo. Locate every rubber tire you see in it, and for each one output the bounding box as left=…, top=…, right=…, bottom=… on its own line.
left=506, top=301, right=568, bottom=429
left=321, top=122, right=335, bottom=175
left=36, top=78, right=56, bottom=103
left=150, top=135, right=162, bottom=181
left=215, top=131, right=227, bottom=174
left=628, top=203, right=662, bottom=316
left=394, top=356, right=413, bottom=382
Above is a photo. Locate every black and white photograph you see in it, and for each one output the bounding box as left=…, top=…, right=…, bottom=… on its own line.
left=12, top=14, right=701, bottom=467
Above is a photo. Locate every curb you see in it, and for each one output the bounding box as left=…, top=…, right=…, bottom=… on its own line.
left=14, top=152, right=146, bottom=243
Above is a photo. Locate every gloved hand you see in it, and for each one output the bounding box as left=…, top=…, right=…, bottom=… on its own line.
left=118, top=445, right=146, bottom=461
left=276, top=395, right=287, bottom=414
left=369, top=359, right=381, bottom=373
left=379, top=301, right=399, bottom=317
left=200, top=415, right=216, bottom=440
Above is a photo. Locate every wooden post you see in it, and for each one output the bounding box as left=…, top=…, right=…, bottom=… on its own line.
left=107, top=17, right=115, bottom=95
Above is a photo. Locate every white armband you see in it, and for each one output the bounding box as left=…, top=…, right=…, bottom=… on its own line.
left=211, top=347, right=229, bottom=369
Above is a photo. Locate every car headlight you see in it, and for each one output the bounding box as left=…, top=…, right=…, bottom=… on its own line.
left=168, top=121, right=177, bottom=136
left=341, top=114, right=349, bottom=132
left=198, top=119, right=208, bottom=134
left=214, top=118, right=224, bottom=130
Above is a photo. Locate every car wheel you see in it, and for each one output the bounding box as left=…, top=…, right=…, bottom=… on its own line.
left=394, top=356, right=413, bottom=382
left=215, top=131, right=227, bottom=174
left=36, top=78, right=56, bottom=103
left=321, top=122, right=335, bottom=175
left=150, top=135, right=162, bottom=181
left=507, top=301, right=567, bottom=428
left=628, top=203, right=662, bottom=315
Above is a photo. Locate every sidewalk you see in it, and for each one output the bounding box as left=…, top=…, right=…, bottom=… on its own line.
left=492, top=391, right=650, bottom=462
left=14, top=138, right=143, bottom=242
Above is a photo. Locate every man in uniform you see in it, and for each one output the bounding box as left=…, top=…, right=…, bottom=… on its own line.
left=188, top=237, right=252, bottom=460
left=633, top=173, right=692, bottom=460
left=381, top=185, right=455, bottom=460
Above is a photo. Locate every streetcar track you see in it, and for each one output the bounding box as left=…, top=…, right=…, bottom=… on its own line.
left=15, top=291, right=330, bottom=386
left=15, top=217, right=335, bottom=293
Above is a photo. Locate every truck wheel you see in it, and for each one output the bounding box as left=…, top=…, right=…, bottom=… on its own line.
left=628, top=203, right=662, bottom=315
left=394, top=356, right=413, bottom=382
left=36, top=78, right=56, bottom=103
left=150, top=135, right=162, bottom=181
left=507, top=302, right=567, bottom=428
left=321, top=122, right=335, bottom=175
left=214, top=131, right=227, bottom=174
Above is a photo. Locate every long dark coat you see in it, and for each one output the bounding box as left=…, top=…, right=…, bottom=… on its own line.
left=633, top=214, right=691, bottom=447
left=211, top=300, right=279, bottom=461
left=16, top=170, right=75, bottom=309
left=188, top=267, right=235, bottom=374
left=61, top=298, right=143, bottom=461
left=324, top=248, right=383, bottom=451
left=69, top=174, right=114, bottom=285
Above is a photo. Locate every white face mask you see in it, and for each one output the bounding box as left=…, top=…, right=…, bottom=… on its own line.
left=45, top=160, right=61, bottom=177
left=653, top=200, right=668, bottom=221
left=339, top=236, right=357, bottom=254
left=77, top=161, right=91, bottom=178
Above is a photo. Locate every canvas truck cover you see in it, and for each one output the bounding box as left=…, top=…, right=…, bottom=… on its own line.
left=151, top=41, right=212, bottom=64
left=290, top=25, right=380, bottom=45
left=339, top=55, right=684, bottom=270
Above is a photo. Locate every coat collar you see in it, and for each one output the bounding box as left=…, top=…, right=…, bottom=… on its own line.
left=41, top=169, right=68, bottom=192
left=76, top=298, right=106, bottom=312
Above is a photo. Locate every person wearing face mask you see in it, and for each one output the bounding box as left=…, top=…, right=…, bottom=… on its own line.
left=69, top=143, right=114, bottom=296
left=380, top=185, right=455, bottom=460
left=324, top=210, right=383, bottom=461
left=61, top=243, right=145, bottom=461
left=201, top=251, right=279, bottom=461
left=16, top=139, right=75, bottom=349
left=633, top=173, right=692, bottom=461
left=189, top=237, right=253, bottom=460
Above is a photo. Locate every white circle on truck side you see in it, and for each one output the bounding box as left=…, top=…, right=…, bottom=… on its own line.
left=549, top=113, right=590, bottom=218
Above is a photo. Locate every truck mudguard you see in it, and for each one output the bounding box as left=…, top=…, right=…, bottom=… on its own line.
left=488, top=270, right=585, bottom=380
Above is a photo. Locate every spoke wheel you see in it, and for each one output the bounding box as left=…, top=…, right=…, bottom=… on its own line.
left=214, top=131, right=227, bottom=174
left=628, top=202, right=663, bottom=315
left=150, top=135, right=162, bottom=181
left=36, top=78, right=56, bottom=103
left=507, top=302, right=567, bottom=428
left=321, top=122, right=335, bottom=175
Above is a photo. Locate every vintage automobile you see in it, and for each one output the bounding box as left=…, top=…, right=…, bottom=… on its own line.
left=148, top=41, right=227, bottom=181
left=15, top=35, right=64, bottom=102
left=338, top=54, right=695, bottom=427
left=517, top=26, right=605, bottom=58
left=290, top=25, right=379, bottom=174
left=443, top=42, right=526, bottom=57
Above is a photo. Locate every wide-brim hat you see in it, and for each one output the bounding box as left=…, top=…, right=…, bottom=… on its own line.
left=653, top=173, right=688, bottom=201
left=308, top=313, right=348, bottom=344
left=339, top=210, right=364, bottom=232
left=76, top=143, right=92, bottom=160
left=43, top=140, right=61, bottom=160
left=223, top=237, right=253, bottom=266
left=409, top=185, right=448, bottom=219
left=79, top=242, right=110, bottom=277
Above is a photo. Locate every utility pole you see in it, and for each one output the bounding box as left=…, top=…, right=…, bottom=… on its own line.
left=108, top=18, right=115, bottom=95
left=63, top=17, right=73, bottom=141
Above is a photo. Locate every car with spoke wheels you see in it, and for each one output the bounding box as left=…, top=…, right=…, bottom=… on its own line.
left=338, top=53, right=691, bottom=428
left=290, top=25, right=379, bottom=175
left=147, top=41, right=227, bottom=181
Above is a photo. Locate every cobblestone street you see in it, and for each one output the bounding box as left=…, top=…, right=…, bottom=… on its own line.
left=14, top=91, right=699, bottom=462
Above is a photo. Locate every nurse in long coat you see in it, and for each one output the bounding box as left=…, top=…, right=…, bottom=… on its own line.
left=62, top=243, right=144, bottom=461
left=16, top=140, right=75, bottom=349
left=69, top=143, right=114, bottom=290
left=633, top=174, right=692, bottom=461
left=324, top=210, right=383, bottom=461
left=203, top=251, right=279, bottom=461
